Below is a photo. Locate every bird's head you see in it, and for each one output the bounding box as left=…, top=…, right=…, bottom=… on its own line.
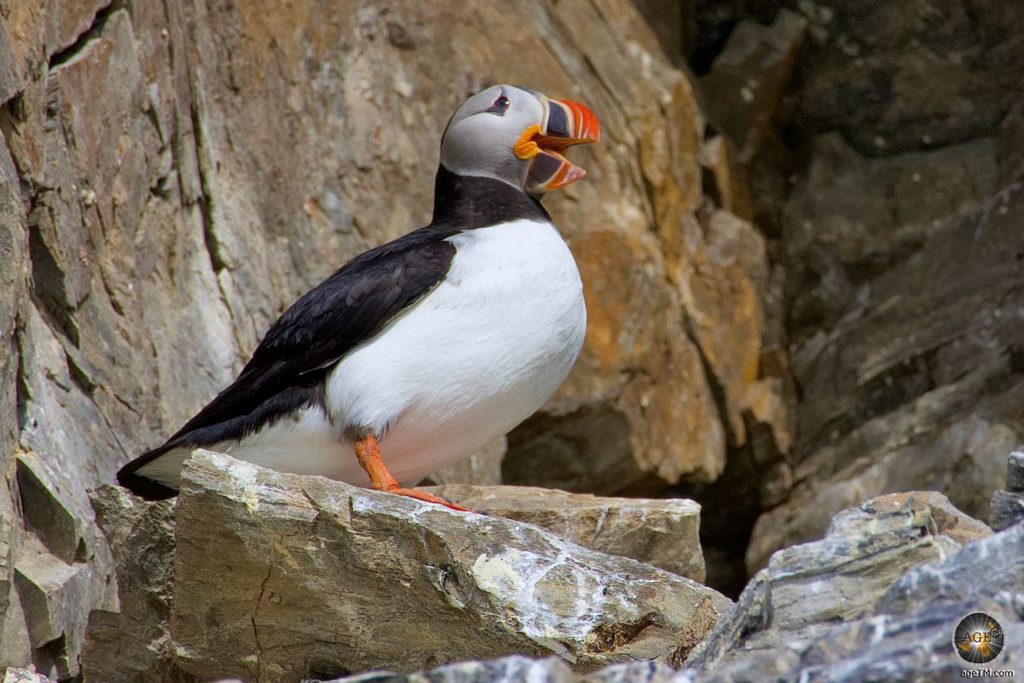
left=440, top=85, right=601, bottom=194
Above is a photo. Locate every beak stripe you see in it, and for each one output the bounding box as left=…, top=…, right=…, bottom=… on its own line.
left=546, top=104, right=571, bottom=138
left=531, top=151, right=563, bottom=181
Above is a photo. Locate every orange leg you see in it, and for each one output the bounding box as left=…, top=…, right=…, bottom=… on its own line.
left=353, top=435, right=471, bottom=512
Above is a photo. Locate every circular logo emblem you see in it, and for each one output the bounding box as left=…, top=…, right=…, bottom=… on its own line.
left=953, top=612, right=1005, bottom=664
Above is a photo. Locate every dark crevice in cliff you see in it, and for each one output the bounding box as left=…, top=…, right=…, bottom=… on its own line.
left=14, top=311, right=29, bottom=434
left=675, top=313, right=760, bottom=599
left=47, top=1, right=122, bottom=71
left=186, top=90, right=227, bottom=275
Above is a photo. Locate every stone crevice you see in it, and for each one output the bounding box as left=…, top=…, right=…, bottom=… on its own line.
left=46, top=1, right=120, bottom=71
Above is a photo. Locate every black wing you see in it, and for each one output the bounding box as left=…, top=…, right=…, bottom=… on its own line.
left=118, top=225, right=459, bottom=496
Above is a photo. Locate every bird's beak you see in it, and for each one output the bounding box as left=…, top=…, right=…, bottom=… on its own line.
left=514, top=96, right=601, bottom=193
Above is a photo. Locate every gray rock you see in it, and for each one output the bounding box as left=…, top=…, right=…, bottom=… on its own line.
left=701, top=10, right=807, bottom=162
left=754, top=182, right=1024, bottom=569
left=990, top=447, right=1024, bottom=530
left=171, top=451, right=730, bottom=681
left=316, top=656, right=682, bottom=683
left=2, top=668, right=56, bottom=683
left=791, top=0, right=1024, bottom=153
left=683, top=495, right=1022, bottom=681
left=8, top=454, right=116, bottom=680
left=80, top=487, right=188, bottom=683
left=990, top=491, right=1024, bottom=532
left=424, top=485, right=705, bottom=583
left=315, top=656, right=575, bottom=683
left=692, top=492, right=990, bottom=667
left=1007, top=449, right=1024, bottom=491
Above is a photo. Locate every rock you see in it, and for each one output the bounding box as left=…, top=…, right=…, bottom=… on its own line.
left=754, top=181, right=1024, bottom=569
left=171, top=451, right=730, bottom=681
left=990, top=448, right=1024, bottom=531
left=318, top=656, right=574, bottom=683
left=700, top=136, right=753, bottom=221
left=322, top=501, right=1023, bottom=683
left=1007, top=448, right=1024, bottom=491
left=423, top=485, right=705, bottom=582
left=318, top=655, right=681, bottom=683
left=790, top=0, right=1024, bottom=154
left=8, top=453, right=116, bottom=680
left=0, top=103, right=31, bottom=675
left=0, top=0, right=777, bottom=672
left=990, top=491, right=1024, bottom=532
left=675, top=209, right=773, bottom=451
left=693, top=492, right=989, bottom=666
left=630, top=0, right=695, bottom=66
left=421, top=438, right=507, bottom=487
left=80, top=487, right=185, bottom=683
left=880, top=522, right=1022, bottom=614
left=2, top=669, right=56, bottom=683
left=687, top=494, right=1021, bottom=681
left=700, top=9, right=807, bottom=162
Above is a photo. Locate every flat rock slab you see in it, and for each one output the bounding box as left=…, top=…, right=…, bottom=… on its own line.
left=172, top=451, right=730, bottom=682
left=425, top=485, right=705, bottom=583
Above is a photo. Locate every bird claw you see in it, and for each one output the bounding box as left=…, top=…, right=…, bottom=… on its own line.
left=387, top=486, right=473, bottom=512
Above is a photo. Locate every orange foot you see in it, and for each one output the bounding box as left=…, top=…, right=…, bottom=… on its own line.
left=384, top=486, right=472, bottom=512
left=354, top=434, right=472, bottom=512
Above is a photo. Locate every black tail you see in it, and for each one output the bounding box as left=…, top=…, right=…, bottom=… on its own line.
left=117, top=443, right=181, bottom=501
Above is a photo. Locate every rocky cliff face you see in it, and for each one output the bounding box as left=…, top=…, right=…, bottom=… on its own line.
left=0, top=0, right=780, bottom=678
left=1, top=0, right=1022, bottom=681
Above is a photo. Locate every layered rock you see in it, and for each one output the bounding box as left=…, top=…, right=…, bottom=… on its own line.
left=727, top=0, right=1024, bottom=569
left=79, top=488, right=183, bottom=683
left=424, top=485, right=705, bottom=582
left=0, top=0, right=781, bottom=674
left=691, top=492, right=992, bottom=666
left=688, top=496, right=1021, bottom=682
left=990, top=449, right=1024, bottom=531
left=320, top=492, right=1024, bottom=683
left=750, top=175, right=1024, bottom=570
left=170, top=451, right=729, bottom=681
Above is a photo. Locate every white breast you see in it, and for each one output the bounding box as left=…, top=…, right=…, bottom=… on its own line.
left=319, top=218, right=586, bottom=484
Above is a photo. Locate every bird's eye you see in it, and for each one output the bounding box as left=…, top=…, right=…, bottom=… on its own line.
left=487, top=94, right=510, bottom=115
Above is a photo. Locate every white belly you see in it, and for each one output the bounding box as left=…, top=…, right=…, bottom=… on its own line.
left=218, top=218, right=586, bottom=485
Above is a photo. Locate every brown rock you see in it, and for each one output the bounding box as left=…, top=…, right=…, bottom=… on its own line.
left=677, top=209, right=773, bottom=449
left=421, top=438, right=506, bottom=487
left=700, top=135, right=753, bottom=221
left=7, top=453, right=116, bottom=680
left=425, top=484, right=705, bottom=582
left=80, top=487, right=186, bottom=683
left=171, top=451, right=730, bottom=681
left=0, top=0, right=776, bottom=671
left=700, top=10, right=807, bottom=161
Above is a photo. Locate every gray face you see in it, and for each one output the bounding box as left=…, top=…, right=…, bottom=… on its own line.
left=440, top=85, right=545, bottom=191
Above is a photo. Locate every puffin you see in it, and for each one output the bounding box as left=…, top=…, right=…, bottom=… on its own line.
left=117, top=84, right=600, bottom=509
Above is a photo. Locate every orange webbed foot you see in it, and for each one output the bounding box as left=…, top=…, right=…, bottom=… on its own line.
left=353, top=434, right=473, bottom=512
left=385, top=486, right=473, bottom=512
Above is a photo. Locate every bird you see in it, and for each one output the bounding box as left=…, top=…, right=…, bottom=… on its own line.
left=117, top=84, right=600, bottom=509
